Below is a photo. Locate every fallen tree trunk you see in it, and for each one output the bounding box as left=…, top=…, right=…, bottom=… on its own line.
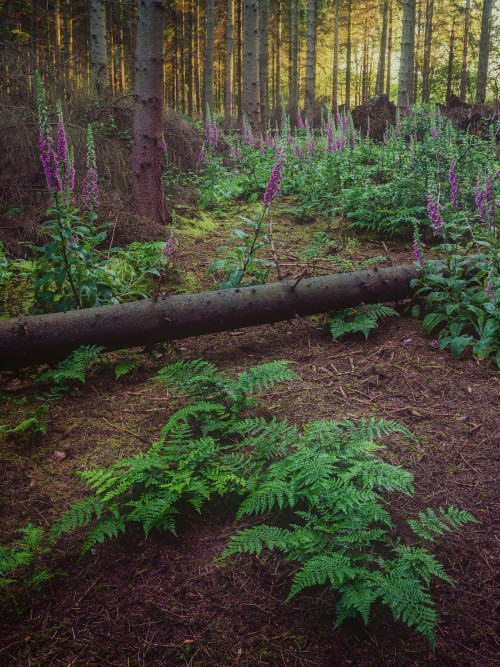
left=0, top=264, right=420, bottom=371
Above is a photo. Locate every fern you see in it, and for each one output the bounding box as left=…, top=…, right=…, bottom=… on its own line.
left=0, top=524, right=52, bottom=595
left=38, top=345, right=104, bottom=385
left=329, top=303, right=398, bottom=341
left=407, top=506, right=478, bottom=541
left=115, top=358, right=140, bottom=379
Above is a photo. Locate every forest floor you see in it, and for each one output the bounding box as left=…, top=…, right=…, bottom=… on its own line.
left=0, top=200, right=499, bottom=666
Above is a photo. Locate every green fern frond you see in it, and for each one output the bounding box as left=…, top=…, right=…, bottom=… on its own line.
left=376, top=573, right=438, bottom=650
left=153, top=359, right=220, bottom=397
left=343, top=460, right=414, bottom=494
left=287, top=554, right=369, bottom=600
left=390, top=545, right=453, bottom=586
left=38, top=345, right=104, bottom=385
left=237, top=361, right=300, bottom=394
left=408, top=506, right=478, bottom=541
left=335, top=577, right=382, bottom=626
left=81, top=512, right=126, bottom=553
left=220, top=526, right=294, bottom=558
left=329, top=304, right=398, bottom=342
left=236, top=480, right=295, bottom=519
left=126, top=492, right=180, bottom=537
left=51, top=497, right=105, bottom=539
left=115, top=358, right=140, bottom=379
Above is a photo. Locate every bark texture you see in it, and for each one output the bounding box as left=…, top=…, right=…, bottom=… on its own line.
left=421, top=0, right=433, bottom=103
left=243, top=0, right=261, bottom=137
left=304, top=0, right=316, bottom=124
left=131, top=0, right=166, bottom=222
left=332, top=0, right=339, bottom=109
left=460, top=0, right=471, bottom=101
left=0, top=266, right=420, bottom=371
left=397, top=0, right=416, bottom=114
left=225, top=0, right=234, bottom=122
left=475, top=0, right=493, bottom=104
left=375, top=0, right=389, bottom=96
left=259, top=0, right=269, bottom=130
left=345, top=0, right=352, bottom=109
left=89, top=0, right=107, bottom=93
left=204, top=0, right=215, bottom=116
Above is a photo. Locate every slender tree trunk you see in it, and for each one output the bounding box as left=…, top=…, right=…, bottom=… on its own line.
left=259, top=0, right=269, bottom=130
left=54, top=0, right=61, bottom=67
left=180, top=0, right=186, bottom=114
left=243, top=0, right=261, bottom=136
left=118, top=0, right=126, bottom=92
left=89, top=0, right=107, bottom=93
left=204, top=0, right=215, bottom=117
left=109, top=5, right=116, bottom=94
left=0, top=265, right=422, bottom=371
left=225, top=0, right=234, bottom=122
left=421, top=0, right=434, bottom=102
left=304, top=0, right=316, bottom=124
left=386, top=0, right=392, bottom=96
left=237, top=0, right=243, bottom=121
left=173, top=8, right=180, bottom=111
left=332, top=0, right=339, bottom=108
left=289, top=0, right=299, bottom=120
left=413, top=0, right=422, bottom=103
left=446, top=21, right=455, bottom=102
left=345, top=0, right=352, bottom=109
left=397, top=0, right=416, bottom=114
left=194, top=0, right=201, bottom=114
left=475, top=0, right=493, bottom=103
left=375, top=0, right=389, bottom=96
left=187, top=2, right=194, bottom=116
left=361, top=19, right=369, bottom=104
left=460, top=0, right=470, bottom=101
left=276, top=0, right=281, bottom=109
left=131, top=0, right=166, bottom=222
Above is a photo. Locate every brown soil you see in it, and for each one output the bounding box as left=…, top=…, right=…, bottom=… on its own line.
left=0, top=205, right=499, bottom=666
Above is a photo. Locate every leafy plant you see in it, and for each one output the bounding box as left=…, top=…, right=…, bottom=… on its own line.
left=221, top=418, right=478, bottom=649
left=328, top=303, right=399, bottom=341
left=0, top=525, right=52, bottom=596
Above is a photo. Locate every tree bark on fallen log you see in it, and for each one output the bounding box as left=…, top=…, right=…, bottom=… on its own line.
left=0, top=264, right=420, bottom=371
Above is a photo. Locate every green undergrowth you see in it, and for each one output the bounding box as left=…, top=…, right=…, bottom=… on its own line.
left=1, top=354, right=477, bottom=649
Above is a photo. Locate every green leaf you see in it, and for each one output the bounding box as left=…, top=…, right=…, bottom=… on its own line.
left=422, top=313, right=446, bottom=333
left=450, top=336, right=473, bottom=358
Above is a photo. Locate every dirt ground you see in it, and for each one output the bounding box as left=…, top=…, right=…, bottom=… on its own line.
left=0, top=202, right=499, bottom=666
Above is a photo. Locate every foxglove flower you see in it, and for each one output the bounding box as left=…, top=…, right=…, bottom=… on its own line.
left=449, top=161, right=459, bottom=209
left=485, top=279, right=496, bottom=302
left=412, top=229, right=425, bottom=269
left=263, top=158, right=284, bottom=206
left=84, top=124, right=99, bottom=209
left=427, top=193, right=444, bottom=235
left=475, top=180, right=486, bottom=223
left=161, top=232, right=177, bottom=262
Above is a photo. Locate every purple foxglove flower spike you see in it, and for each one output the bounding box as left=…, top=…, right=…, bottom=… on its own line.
left=263, top=158, right=284, bottom=206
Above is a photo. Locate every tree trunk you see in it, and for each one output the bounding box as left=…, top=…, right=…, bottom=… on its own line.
left=276, top=0, right=281, bottom=109
left=475, top=0, right=493, bottom=104
left=259, top=0, right=269, bottom=130
left=180, top=0, right=186, bottom=114
left=375, top=0, right=389, bottom=96
left=421, top=0, right=434, bottom=103
left=131, top=0, right=166, bottom=223
left=243, top=0, right=261, bottom=136
left=446, top=21, right=455, bottom=103
left=332, top=0, right=339, bottom=108
left=291, top=0, right=299, bottom=120
left=0, top=265, right=421, bottom=371
left=194, top=0, right=201, bottom=114
left=386, top=0, right=392, bottom=97
left=345, top=0, right=352, bottom=109
left=118, top=0, right=126, bottom=93
left=460, top=0, right=470, bottom=101
left=304, top=0, right=316, bottom=124
left=225, top=0, right=234, bottom=122
left=187, top=2, right=194, bottom=117
left=89, top=0, right=107, bottom=94
left=204, top=0, right=215, bottom=117
left=397, top=0, right=416, bottom=114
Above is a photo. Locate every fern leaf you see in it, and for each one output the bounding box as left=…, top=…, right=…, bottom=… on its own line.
left=335, top=577, right=381, bottom=626
left=287, top=554, right=369, bottom=600
left=81, top=513, right=126, bottom=554
left=220, top=526, right=293, bottom=558
left=237, top=361, right=300, bottom=394
left=51, top=497, right=105, bottom=539
left=115, top=358, right=140, bottom=379
left=408, top=506, right=478, bottom=541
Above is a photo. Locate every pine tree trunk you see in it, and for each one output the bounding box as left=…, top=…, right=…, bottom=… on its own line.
left=446, top=21, right=455, bottom=102
left=243, top=0, right=261, bottom=136
left=89, top=0, right=107, bottom=94
left=118, top=0, right=126, bottom=93
left=259, top=0, right=269, bottom=130
left=180, top=0, right=186, bottom=114
left=345, top=0, right=352, bottom=109
left=421, top=0, right=434, bottom=103
left=194, top=0, right=201, bottom=114
left=291, top=0, right=299, bottom=120
left=460, top=0, right=470, bottom=102
left=204, top=0, right=215, bottom=117
left=225, top=0, right=234, bottom=122
left=131, top=0, right=166, bottom=223
left=0, top=265, right=421, bottom=371
left=187, top=3, right=194, bottom=117
left=386, top=0, right=392, bottom=96
left=276, top=0, right=281, bottom=110
left=361, top=19, right=369, bottom=104
left=397, top=0, right=416, bottom=114
left=109, top=6, right=116, bottom=94
left=237, top=0, right=243, bottom=122
left=332, top=0, right=339, bottom=108
left=475, top=0, right=493, bottom=103
left=304, top=0, right=316, bottom=124
left=375, top=1, right=388, bottom=96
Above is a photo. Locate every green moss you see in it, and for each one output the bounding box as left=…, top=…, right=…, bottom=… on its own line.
left=175, top=210, right=220, bottom=237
